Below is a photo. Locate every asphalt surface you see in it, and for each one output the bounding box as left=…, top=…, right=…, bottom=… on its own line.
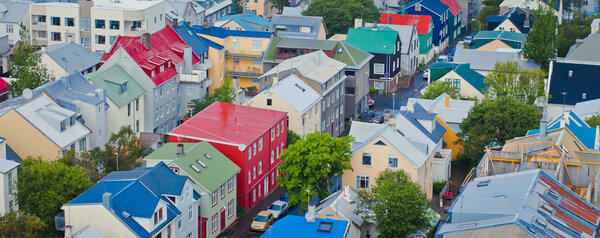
left=370, top=72, right=428, bottom=112
left=221, top=187, right=285, bottom=238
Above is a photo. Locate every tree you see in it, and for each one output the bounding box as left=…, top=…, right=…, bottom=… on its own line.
left=287, top=129, right=301, bottom=146
left=557, top=14, right=597, bottom=57
left=60, top=148, right=104, bottom=183
left=523, top=7, right=558, bottom=71
left=231, top=0, right=245, bottom=15
left=17, top=158, right=93, bottom=235
left=0, top=211, right=45, bottom=238
left=470, top=0, right=502, bottom=32
left=271, top=0, right=290, bottom=14
left=188, top=75, right=236, bottom=117
left=303, top=0, right=379, bottom=37
left=100, top=126, right=143, bottom=173
left=354, top=170, right=430, bottom=237
left=456, top=97, right=540, bottom=166
left=484, top=61, right=547, bottom=104
left=8, top=23, right=53, bottom=97
left=586, top=114, right=600, bottom=128
left=277, top=132, right=353, bottom=207
left=420, top=81, right=461, bottom=100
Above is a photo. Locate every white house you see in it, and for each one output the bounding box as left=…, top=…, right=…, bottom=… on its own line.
left=40, top=42, right=101, bottom=80
left=0, top=137, right=19, bottom=215
left=0, top=2, right=30, bottom=47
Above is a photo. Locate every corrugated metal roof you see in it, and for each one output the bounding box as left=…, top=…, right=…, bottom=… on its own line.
left=526, top=111, right=597, bottom=150
left=268, top=74, right=321, bottom=113
left=573, top=98, right=600, bottom=118
left=0, top=157, right=19, bottom=173
left=262, top=51, right=346, bottom=84
left=262, top=215, right=348, bottom=237
left=473, top=30, right=525, bottom=42
left=86, top=64, right=146, bottom=108
left=346, top=26, right=398, bottom=54
left=45, top=42, right=101, bottom=74
left=565, top=31, right=600, bottom=63
left=174, top=22, right=209, bottom=57
left=405, top=0, right=450, bottom=15
left=0, top=2, right=29, bottom=23
left=380, top=13, right=432, bottom=35
left=276, top=37, right=337, bottom=50
left=215, top=10, right=271, bottom=31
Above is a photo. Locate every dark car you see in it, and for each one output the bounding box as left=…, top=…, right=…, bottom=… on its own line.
left=369, top=113, right=384, bottom=123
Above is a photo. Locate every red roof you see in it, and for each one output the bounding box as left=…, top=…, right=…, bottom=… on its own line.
left=380, top=13, right=432, bottom=35
left=0, top=78, right=8, bottom=93
left=169, top=102, right=288, bottom=147
left=100, top=25, right=200, bottom=86
left=439, top=0, right=462, bottom=16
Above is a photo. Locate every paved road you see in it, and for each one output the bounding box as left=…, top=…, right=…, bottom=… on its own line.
left=370, top=72, right=428, bottom=112
left=221, top=187, right=284, bottom=238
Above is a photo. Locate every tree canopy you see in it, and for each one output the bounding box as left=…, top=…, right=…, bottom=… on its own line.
left=277, top=132, right=353, bottom=207
left=523, top=7, right=558, bottom=71
left=557, top=14, right=597, bottom=57
left=354, top=169, right=430, bottom=237
left=17, top=158, right=93, bottom=235
left=286, top=129, right=301, bottom=146
left=484, top=61, right=547, bottom=104
left=456, top=97, right=540, bottom=166
left=420, top=81, right=461, bottom=100
left=303, top=0, right=379, bottom=37
left=586, top=114, right=600, bottom=128
left=0, top=211, right=44, bottom=238
left=8, top=23, right=54, bottom=97
left=231, top=0, right=245, bottom=15
left=470, top=0, right=502, bottom=32
left=271, top=0, right=290, bottom=14
left=188, top=75, right=236, bottom=117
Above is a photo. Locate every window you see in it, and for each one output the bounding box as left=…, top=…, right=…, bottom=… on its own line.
left=127, top=103, right=131, bottom=116
left=253, top=143, right=257, bottom=155
left=357, top=175, right=370, bottom=189
left=37, top=15, right=46, bottom=23
left=95, top=19, right=105, bottom=29
left=154, top=211, right=159, bottom=225
left=135, top=98, right=139, bottom=111
left=178, top=218, right=182, bottom=229
left=281, top=121, right=284, bottom=133
left=583, top=93, right=587, bottom=99
left=277, top=124, right=280, bottom=136
left=271, top=150, right=274, bottom=163
left=221, top=184, right=225, bottom=199
left=248, top=147, right=252, bottom=160
left=389, top=155, right=398, bottom=168
left=80, top=37, right=91, bottom=47
left=253, top=166, right=256, bottom=179
left=80, top=18, right=91, bottom=31
left=281, top=142, right=284, bottom=152
left=60, top=120, right=66, bottom=131
left=110, top=36, right=117, bottom=45
left=276, top=146, right=279, bottom=159
left=415, top=3, right=421, bottom=11
left=232, top=38, right=240, bottom=49
left=452, top=79, right=460, bottom=89
left=136, top=120, right=139, bottom=133
left=252, top=40, right=262, bottom=51
left=271, top=129, right=275, bottom=141
left=228, top=200, right=234, bottom=217
left=212, top=191, right=218, bottom=206
left=5, top=24, right=12, bottom=34
left=374, top=63, right=385, bottom=74
left=51, top=16, right=60, bottom=26
left=228, top=177, right=234, bottom=192
left=79, top=138, right=86, bottom=151
left=299, top=26, right=311, bottom=33
left=212, top=214, right=218, bottom=232
left=258, top=161, right=262, bottom=174
left=109, top=20, right=120, bottom=30
left=272, top=171, right=275, bottom=184
left=7, top=172, right=12, bottom=195
left=159, top=208, right=163, bottom=220
left=253, top=188, right=256, bottom=201
left=362, top=152, right=371, bottom=166
left=65, top=17, right=75, bottom=27
left=248, top=170, right=251, bottom=183
left=51, top=32, right=61, bottom=41
left=96, top=35, right=105, bottom=44
left=258, top=138, right=263, bottom=151
left=267, top=98, right=272, bottom=106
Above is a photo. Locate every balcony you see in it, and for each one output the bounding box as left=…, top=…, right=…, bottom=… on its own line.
left=180, top=69, right=211, bottom=88
left=229, top=68, right=262, bottom=78
left=225, top=49, right=264, bottom=60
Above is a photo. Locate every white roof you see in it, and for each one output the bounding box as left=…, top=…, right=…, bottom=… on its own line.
left=269, top=74, right=321, bottom=113
left=573, top=98, right=600, bottom=117
left=35, top=2, right=79, bottom=7
left=281, top=5, right=308, bottom=16
left=262, top=51, right=347, bottom=84
left=92, top=0, right=165, bottom=11
left=0, top=159, right=19, bottom=174
left=205, top=0, right=232, bottom=16
left=405, top=93, right=475, bottom=125
left=10, top=94, right=90, bottom=149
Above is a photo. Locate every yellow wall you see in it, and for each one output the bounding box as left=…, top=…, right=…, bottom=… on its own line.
left=434, top=116, right=460, bottom=159
left=444, top=224, right=531, bottom=238
left=206, top=46, right=226, bottom=93
left=476, top=39, right=512, bottom=51
left=493, top=20, right=521, bottom=33
left=216, top=20, right=245, bottom=31
left=0, top=110, right=60, bottom=160
left=439, top=71, right=485, bottom=100
left=246, top=0, right=273, bottom=17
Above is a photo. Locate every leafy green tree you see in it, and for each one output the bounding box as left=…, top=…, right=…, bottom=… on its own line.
left=456, top=97, right=540, bottom=166
left=188, top=75, right=236, bottom=117
left=277, top=132, right=353, bottom=207
left=484, top=61, right=547, bottom=104
left=60, top=148, right=104, bottom=183
left=470, top=0, right=502, bottom=32
left=17, top=158, right=93, bottom=235
left=271, top=0, right=290, bottom=14
left=420, top=81, right=461, bottom=100
left=231, top=0, right=245, bottom=15
left=523, top=7, right=558, bottom=71
left=287, top=129, right=301, bottom=146
left=354, top=169, right=430, bottom=237
left=557, top=14, right=597, bottom=57
left=0, top=211, right=45, bottom=238
left=586, top=114, right=600, bottom=128
left=101, top=126, right=143, bottom=173
left=303, top=0, right=379, bottom=37
left=9, top=23, right=54, bottom=97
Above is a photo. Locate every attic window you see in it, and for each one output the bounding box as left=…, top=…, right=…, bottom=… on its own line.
left=120, top=82, right=127, bottom=94
left=374, top=140, right=386, bottom=146
left=190, top=164, right=201, bottom=173
left=317, top=221, right=333, bottom=232
left=582, top=93, right=587, bottom=100
left=568, top=70, right=573, bottom=77
left=204, top=153, right=211, bottom=159
left=539, top=203, right=554, bottom=214
left=196, top=159, right=207, bottom=168
left=416, top=3, right=421, bottom=11
left=477, top=179, right=490, bottom=187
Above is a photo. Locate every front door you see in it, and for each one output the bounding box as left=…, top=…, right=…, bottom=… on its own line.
left=220, top=209, right=226, bottom=231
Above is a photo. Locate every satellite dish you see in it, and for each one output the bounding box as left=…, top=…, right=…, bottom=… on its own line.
left=22, top=88, right=33, bottom=100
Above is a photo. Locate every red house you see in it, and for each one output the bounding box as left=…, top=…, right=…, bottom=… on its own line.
left=0, top=78, right=9, bottom=103
left=169, top=102, right=288, bottom=209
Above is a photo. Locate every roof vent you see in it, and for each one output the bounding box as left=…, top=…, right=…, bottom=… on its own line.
left=204, top=153, right=211, bottom=159
left=177, top=144, right=185, bottom=156
left=458, top=222, right=478, bottom=228
left=477, top=179, right=490, bottom=187
left=196, top=159, right=207, bottom=168
left=317, top=221, right=333, bottom=232
left=190, top=164, right=201, bottom=173
left=294, top=83, right=306, bottom=92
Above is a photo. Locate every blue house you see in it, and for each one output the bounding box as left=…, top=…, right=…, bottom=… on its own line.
left=404, top=0, right=450, bottom=49
left=526, top=110, right=599, bottom=150
left=61, top=163, right=200, bottom=238
left=262, top=215, right=349, bottom=238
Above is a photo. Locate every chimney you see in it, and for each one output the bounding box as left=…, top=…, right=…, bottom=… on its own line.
left=272, top=75, right=279, bottom=87
left=177, top=143, right=185, bottom=156
left=354, top=19, right=363, bottom=28
left=538, top=105, right=548, bottom=138
left=183, top=47, right=193, bottom=74
left=142, top=33, right=151, bottom=50
left=243, top=6, right=247, bottom=17
left=524, top=7, right=531, bottom=27
left=305, top=205, right=316, bottom=223
left=342, top=185, right=352, bottom=202
left=595, top=126, right=599, bottom=150
left=102, top=192, right=113, bottom=210
left=372, top=21, right=378, bottom=31
left=445, top=95, right=450, bottom=108
left=388, top=16, right=392, bottom=24
left=401, top=5, right=406, bottom=16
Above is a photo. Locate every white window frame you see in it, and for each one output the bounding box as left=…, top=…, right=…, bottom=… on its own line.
left=374, top=63, right=385, bottom=74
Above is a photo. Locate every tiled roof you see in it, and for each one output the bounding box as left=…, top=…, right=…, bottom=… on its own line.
left=169, top=102, right=287, bottom=147
left=45, top=42, right=101, bottom=74
left=86, top=64, right=146, bottom=108
left=101, top=25, right=200, bottom=86
left=380, top=12, right=432, bottom=35
left=439, top=0, right=462, bottom=15
left=346, top=26, right=398, bottom=54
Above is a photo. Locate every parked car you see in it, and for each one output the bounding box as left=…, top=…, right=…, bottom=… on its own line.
left=423, top=68, right=429, bottom=79
left=267, top=200, right=289, bottom=219
left=437, top=55, right=449, bottom=62
left=368, top=99, right=375, bottom=107
left=369, top=112, right=384, bottom=124
left=251, top=211, right=275, bottom=232
left=464, top=36, right=473, bottom=45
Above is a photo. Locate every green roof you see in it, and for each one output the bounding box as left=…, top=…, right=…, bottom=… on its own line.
left=453, top=63, right=487, bottom=92
left=144, top=142, right=240, bottom=192
left=265, top=37, right=281, bottom=61
left=264, top=37, right=372, bottom=67
left=473, top=30, right=525, bottom=42
left=86, top=64, right=146, bottom=108
left=335, top=42, right=372, bottom=68
left=346, top=26, right=398, bottom=54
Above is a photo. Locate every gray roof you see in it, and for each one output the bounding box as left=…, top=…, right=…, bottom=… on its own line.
left=281, top=5, right=308, bottom=16
left=453, top=48, right=539, bottom=71
left=0, top=157, right=19, bottom=173
left=268, top=74, right=321, bottom=113
left=573, top=98, right=600, bottom=117
left=405, top=93, right=474, bottom=129
left=262, top=51, right=346, bottom=84
left=270, top=15, right=325, bottom=39
left=315, top=186, right=366, bottom=226
left=0, top=2, right=29, bottom=24
left=45, top=43, right=101, bottom=73
left=277, top=37, right=337, bottom=50
left=565, top=31, right=600, bottom=63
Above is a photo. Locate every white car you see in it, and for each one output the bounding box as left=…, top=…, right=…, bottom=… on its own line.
left=423, top=69, right=429, bottom=79
left=267, top=200, right=289, bottom=220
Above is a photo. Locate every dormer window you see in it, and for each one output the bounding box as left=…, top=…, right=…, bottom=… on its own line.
left=120, top=82, right=127, bottom=94
left=153, top=208, right=164, bottom=225
left=69, top=116, right=76, bottom=126
left=160, top=65, right=164, bottom=73
left=151, top=70, right=155, bottom=77
left=60, top=120, right=66, bottom=132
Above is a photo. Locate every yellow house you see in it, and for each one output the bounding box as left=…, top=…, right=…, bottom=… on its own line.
left=422, top=63, right=487, bottom=101
left=493, top=19, right=522, bottom=33
left=0, top=94, right=91, bottom=160
left=404, top=93, right=475, bottom=159
left=343, top=118, right=447, bottom=201
left=202, top=37, right=227, bottom=93
left=246, top=74, right=321, bottom=137
left=475, top=39, right=513, bottom=51
left=245, top=0, right=273, bottom=18
left=195, top=26, right=272, bottom=90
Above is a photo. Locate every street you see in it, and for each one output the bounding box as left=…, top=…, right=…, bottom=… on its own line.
left=370, top=72, right=428, bottom=112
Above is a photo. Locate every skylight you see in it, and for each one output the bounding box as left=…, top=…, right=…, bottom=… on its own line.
left=196, top=159, right=207, bottom=168
left=317, top=221, right=333, bottom=232
left=190, top=164, right=200, bottom=173
left=204, top=153, right=211, bottom=159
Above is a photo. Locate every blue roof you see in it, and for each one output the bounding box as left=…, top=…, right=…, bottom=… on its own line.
left=402, top=104, right=446, bottom=143
left=44, top=42, right=101, bottom=73
left=33, top=72, right=106, bottom=113
left=66, top=162, right=189, bottom=238
left=215, top=10, right=271, bottom=31
left=174, top=22, right=209, bottom=58
left=406, top=0, right=450, bottom=15
left=526, top=111, right=597, bottom=150
left=262, top=216, right=348, bottom=238
left=198, top=35, right=224, bottom=50
left=192, top=26, right=272, bottom=39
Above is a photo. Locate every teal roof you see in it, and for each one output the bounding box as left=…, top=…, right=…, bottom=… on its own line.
left=215, top=10, right=271, bottom=31
left=453, top=63, right=487, bottom=92
left=86, top=64, right=146, bottom=108
left=473, top=30, right=525, bottom=42
left=144, top=142, right=240, bottom=192
left=428, top=62, right=455, bottom=70
left=346, top=26, right=398, bottom=54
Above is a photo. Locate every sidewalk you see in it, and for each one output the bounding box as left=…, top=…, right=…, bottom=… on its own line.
left=221, top=187, right=285, bottom=238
